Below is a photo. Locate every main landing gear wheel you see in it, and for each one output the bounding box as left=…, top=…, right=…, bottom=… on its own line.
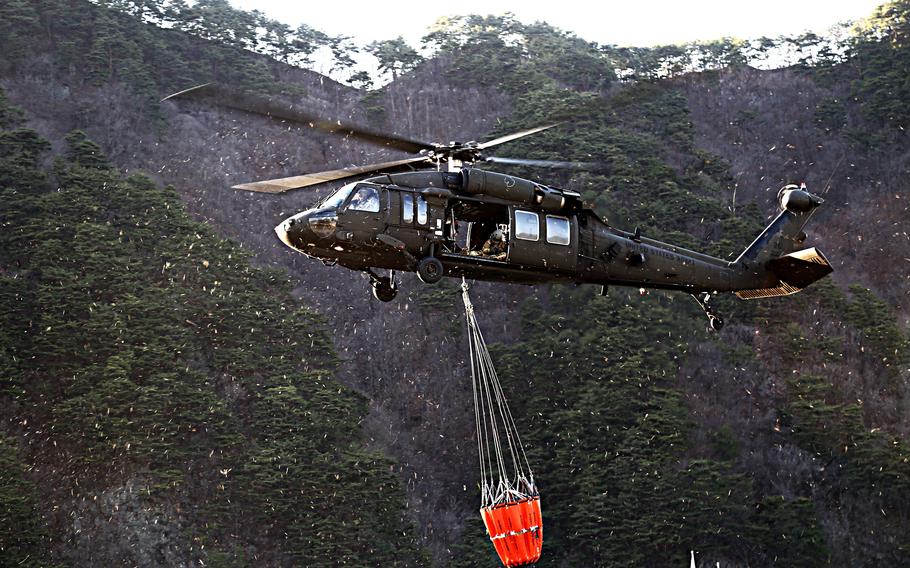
left=416, top=256, right=444, bottom=284
left=367, top=269, right=398, bottom=302
left=691, top=292, right=724, bottom=331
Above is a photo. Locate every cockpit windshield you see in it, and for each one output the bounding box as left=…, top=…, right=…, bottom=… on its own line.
left=319, top=182, right=358, bottom=210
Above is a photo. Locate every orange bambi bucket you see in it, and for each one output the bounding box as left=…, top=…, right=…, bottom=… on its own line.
left=480, top=496, right=543, bottom=567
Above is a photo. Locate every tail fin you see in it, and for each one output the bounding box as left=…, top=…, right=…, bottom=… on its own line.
left=735, top=185, right=824, bottom=266
left=733, top=185, right=832, bottom=300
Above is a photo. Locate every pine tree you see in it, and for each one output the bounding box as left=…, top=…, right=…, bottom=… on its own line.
left=0, top=0, right=41, bottom=65
left=367, top=37, right=423, bottom=79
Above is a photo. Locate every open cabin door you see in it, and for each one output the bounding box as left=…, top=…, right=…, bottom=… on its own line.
left=507, top=207, right=578, bottom=272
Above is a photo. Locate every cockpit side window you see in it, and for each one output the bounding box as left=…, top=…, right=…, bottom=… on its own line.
left=348, top=186, right=381, bottom=212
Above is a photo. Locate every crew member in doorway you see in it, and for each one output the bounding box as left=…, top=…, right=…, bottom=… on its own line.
left=482, top=229, right=507, bottom=260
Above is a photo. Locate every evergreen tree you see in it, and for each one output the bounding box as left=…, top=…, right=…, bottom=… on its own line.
left=0, top=436, right=62, bottom=568
left=0, top=0, right=41, bottom=65
left=849, top=0, right=910, bottom=128
left=367, top=37, right=423, bottom=79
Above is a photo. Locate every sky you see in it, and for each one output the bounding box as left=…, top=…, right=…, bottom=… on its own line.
left=228, top=0, right=885, bottom=78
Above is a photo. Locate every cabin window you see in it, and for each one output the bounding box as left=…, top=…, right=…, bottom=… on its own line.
left=416, top=196, right=428, bottom=225
left=514, top=210, right=539, bottom=241
left=546, top=216, right=571, bottom=245
left=402, top=193, right=414, bottom=223
left=348, top=186, right=380, bottom=212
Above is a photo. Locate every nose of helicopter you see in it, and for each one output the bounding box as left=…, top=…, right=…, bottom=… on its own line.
left=275, top=210, right=310, bottom=249
left=275, top=220, right=292, bottom=248
left=274, top=208, right=339, bottom=249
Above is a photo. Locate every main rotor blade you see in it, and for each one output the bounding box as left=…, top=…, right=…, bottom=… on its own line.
left=483, top=156, right=607, bottom=171
left=232, top=156, right=432, bottom=193
left=163, top=83, right=435, bottom=154
left=476, top=123, right=563, bottom=150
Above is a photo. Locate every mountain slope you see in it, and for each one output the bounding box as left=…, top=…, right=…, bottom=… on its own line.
left=0, top=1, right=908, bottom=567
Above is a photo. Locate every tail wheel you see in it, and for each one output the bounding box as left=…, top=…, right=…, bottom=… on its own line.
left=417, top=256, right=444, bottom=284
left=690, top=292, right=725, bottom=331
left=709, top=315, right=724, bottom=331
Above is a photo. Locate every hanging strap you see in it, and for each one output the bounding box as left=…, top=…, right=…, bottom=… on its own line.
left=462, top=279, right=536, bottom=507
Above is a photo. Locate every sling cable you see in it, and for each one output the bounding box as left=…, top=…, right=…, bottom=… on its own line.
left=462, top=279, right=542, bottom=567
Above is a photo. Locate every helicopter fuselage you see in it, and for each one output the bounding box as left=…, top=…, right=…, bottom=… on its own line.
left=274, top=169, right=825, bottom=301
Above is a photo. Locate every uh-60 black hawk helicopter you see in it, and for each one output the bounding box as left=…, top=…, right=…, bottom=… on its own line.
left=165, top=84, right=833, bottom=330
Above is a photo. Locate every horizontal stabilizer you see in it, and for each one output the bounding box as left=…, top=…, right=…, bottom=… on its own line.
left=735, top=281, right=803, bottom=300
left=769, top=247, right=833, bottom=287
left=735, top=248, right=832, bottom=300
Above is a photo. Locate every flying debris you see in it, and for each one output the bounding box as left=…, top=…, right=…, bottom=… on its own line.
left=164, top=83, right=833, bottom=328
left=463, top=281, right=542, bottom=567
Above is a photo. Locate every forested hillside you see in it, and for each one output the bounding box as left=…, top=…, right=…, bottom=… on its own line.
left=0, top=91, right=427, bottom=566
left=0, top=1, right=908, bottom=567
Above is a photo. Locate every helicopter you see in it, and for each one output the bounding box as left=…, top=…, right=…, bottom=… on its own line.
left=163, top=84, right=833, bottom=330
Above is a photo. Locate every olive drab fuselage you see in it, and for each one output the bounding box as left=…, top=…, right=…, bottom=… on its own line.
left=274, top=169, right=830, bottom=303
